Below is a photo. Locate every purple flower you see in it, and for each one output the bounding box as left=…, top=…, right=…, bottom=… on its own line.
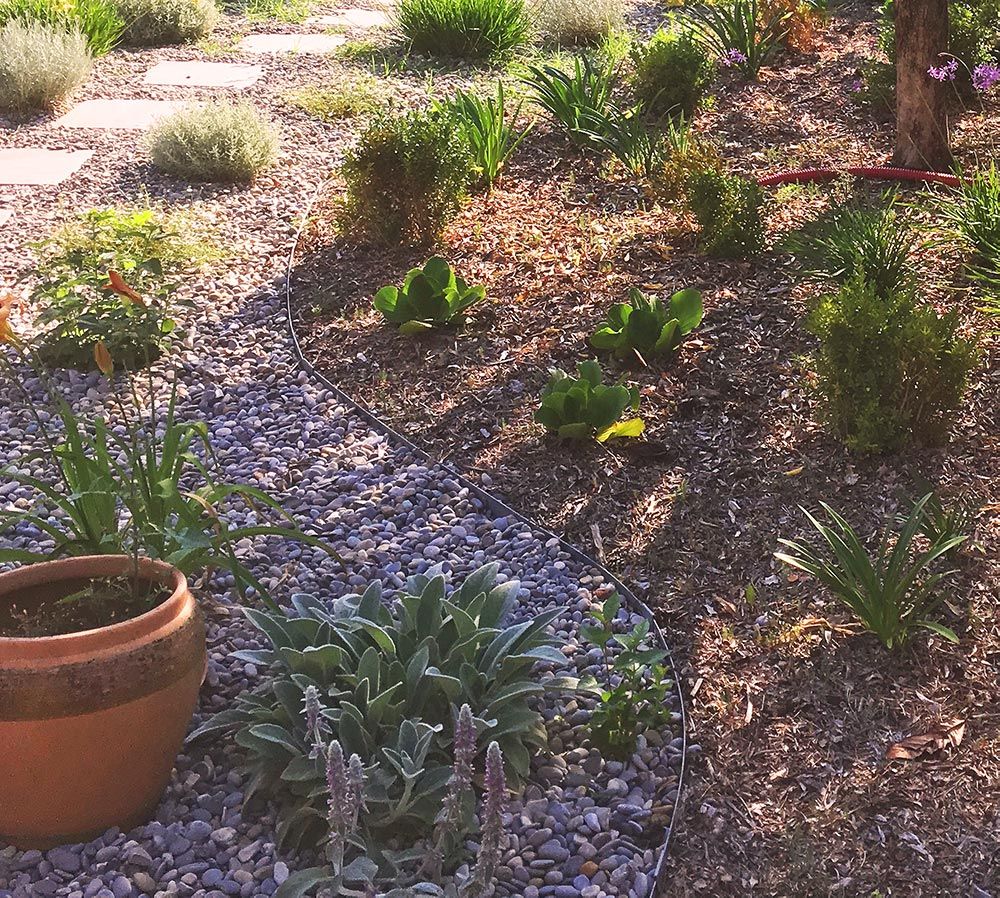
left=466, top=742, right=507, bottom=897
left=849, top=78, right=863, bottom=93
left=973, top=63, right=1000, bottom=93
left=928, top=57, right=959, bottom=82
left=721, top=48, right=748, bottom=68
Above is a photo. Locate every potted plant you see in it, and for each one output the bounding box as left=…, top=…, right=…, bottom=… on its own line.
left=0, top=287, right=335, bottom=847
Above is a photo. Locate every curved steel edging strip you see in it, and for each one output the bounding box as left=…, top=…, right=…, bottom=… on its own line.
left=281, top=177, right=687, bottom=890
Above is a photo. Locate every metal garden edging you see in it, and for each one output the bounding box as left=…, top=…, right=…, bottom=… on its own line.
left=282, top=178, right=688, bottom=893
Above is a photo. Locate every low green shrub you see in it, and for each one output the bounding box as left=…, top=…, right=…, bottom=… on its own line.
left=0, top=0, right=123, bottom=55
left=591, top=286, right=703, bottom=363
left=532, top=0, right=624, bottom=46
left=776, top=496, right=967, bottom=649
left=340, top=108, right=471, bottom=245
left=535, top=359, right=645, bottom=442
left=374, top=256, right=486, bottom=332
left=631, top=28, right=715, bottom=119
left=396, top=0, right=530, bottom=59
left=580, top=592, right=673, bottom=757
left=783, top=195, right=915, bottom=297
left=148, top=101, right=279, bottom=183
left=112, top=0, right=218, bottom=46
left=25, top=207, right=212, bottom=369
left=687, top=167, right=766, bottom=257
left=190, top=563, right=573, bottom=854
left=807, top=277, right=978, bottom=452
left=0, top=20, right=91, bottom=113
left=432, top=82, right=531, bottom=192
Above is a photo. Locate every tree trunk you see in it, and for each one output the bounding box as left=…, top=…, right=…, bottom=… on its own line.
left=893, top=0, right=951, bottom=171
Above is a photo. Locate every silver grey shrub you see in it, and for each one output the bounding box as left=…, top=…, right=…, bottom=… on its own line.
left=147, top=101, right=279, bottom=184
left=0, top=20, right=92, bottom=113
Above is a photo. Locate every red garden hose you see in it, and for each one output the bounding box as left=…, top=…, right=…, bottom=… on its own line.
left=758, top=166, right=961, bottom=187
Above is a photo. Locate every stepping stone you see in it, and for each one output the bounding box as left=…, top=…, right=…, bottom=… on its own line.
left=144, top=60, right=264, bottom=89
left=52, top=99, right=187, bottom=130
left=0, top=148, right=93, bottom=185
left=0, top=209, right=11, bottom=226
left=238, top=33, right=347, bottom=54
left=306, top=8, right=391, bottom=28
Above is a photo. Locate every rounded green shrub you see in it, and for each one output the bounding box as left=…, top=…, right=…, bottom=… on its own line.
left=112, top=0, right=218, bottom=46
left=147, top=101, right=279, bottom=184
left=0, top=20, right=91, bottom=113
left=687, top=167, right=766, bottom=258
left=340, top=108, right=472, bottom=245
left=396, top=0, right=530, bottom=59
left=631, top=28, right=715, bottom=118
left=807, top=277, right=979, bottom=453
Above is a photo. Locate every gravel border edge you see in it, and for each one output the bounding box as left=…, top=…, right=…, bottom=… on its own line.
left=281, top=179, right=689, bottom=892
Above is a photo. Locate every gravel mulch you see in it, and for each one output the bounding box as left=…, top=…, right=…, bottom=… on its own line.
left=0, top=6, right=687, bottom=898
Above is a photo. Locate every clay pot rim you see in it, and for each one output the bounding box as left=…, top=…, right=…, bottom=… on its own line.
left=0, top=555, right=189, bottom=659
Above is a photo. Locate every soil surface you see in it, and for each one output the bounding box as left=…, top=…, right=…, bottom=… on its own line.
left=291, top=5, right=1000, bottom=896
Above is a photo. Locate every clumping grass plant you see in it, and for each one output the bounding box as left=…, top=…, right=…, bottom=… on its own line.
left=522, top=54, right=615, bottom=149
left=112, top=0, right=218, bottom=46
left=432, top=82, right=532, bottom=192
left=685, top=0, right=791, bottom=79
left=148, top=101, right=279, bottom=183
left=396, top=0, right=530, bottom=59
left=936, top=163, right=1000, bottom=298
left=340, top=108, right=472, bottom=245
left=531, top=0, right=624, bottom=46
left=776, top=495, right=967, bottom=648
left=784, top=195, right=916, bottom=298
left=0, top=20, right=92, bottom=113
left=0, top=0, right=123, bottom=55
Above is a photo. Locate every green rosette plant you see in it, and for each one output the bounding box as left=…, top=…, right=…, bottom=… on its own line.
left=535, top=360, right=645, bottom=442
left=374, top=257, right=486, bottom=334
left=590, top=287, right=703, bottom=363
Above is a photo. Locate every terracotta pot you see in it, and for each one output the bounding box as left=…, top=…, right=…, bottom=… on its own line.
left=0, top=556, right=206, bottom=848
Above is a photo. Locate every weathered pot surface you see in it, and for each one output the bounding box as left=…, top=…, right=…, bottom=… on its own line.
left=0, top=555, right=206, bottom=848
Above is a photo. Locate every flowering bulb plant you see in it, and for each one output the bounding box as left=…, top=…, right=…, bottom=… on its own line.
left=0, top=284, right=336, bottom=611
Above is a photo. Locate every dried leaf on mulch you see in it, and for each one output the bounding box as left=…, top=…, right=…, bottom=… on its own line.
left=886, top=718, right=966, bottom=761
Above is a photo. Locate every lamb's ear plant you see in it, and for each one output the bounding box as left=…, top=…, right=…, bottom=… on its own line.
left=374, top=257, right=486, bottom=333
left=590, top=287, right=703, bottom=363
left=535, top=360, right=644, bottom=442
left=775, top=494, right=967, bottom=649
left=189, top=563, right=574, bottom=854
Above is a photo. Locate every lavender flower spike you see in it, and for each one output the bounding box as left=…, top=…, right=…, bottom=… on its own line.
left=464, top=741, right=507, bottom=898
